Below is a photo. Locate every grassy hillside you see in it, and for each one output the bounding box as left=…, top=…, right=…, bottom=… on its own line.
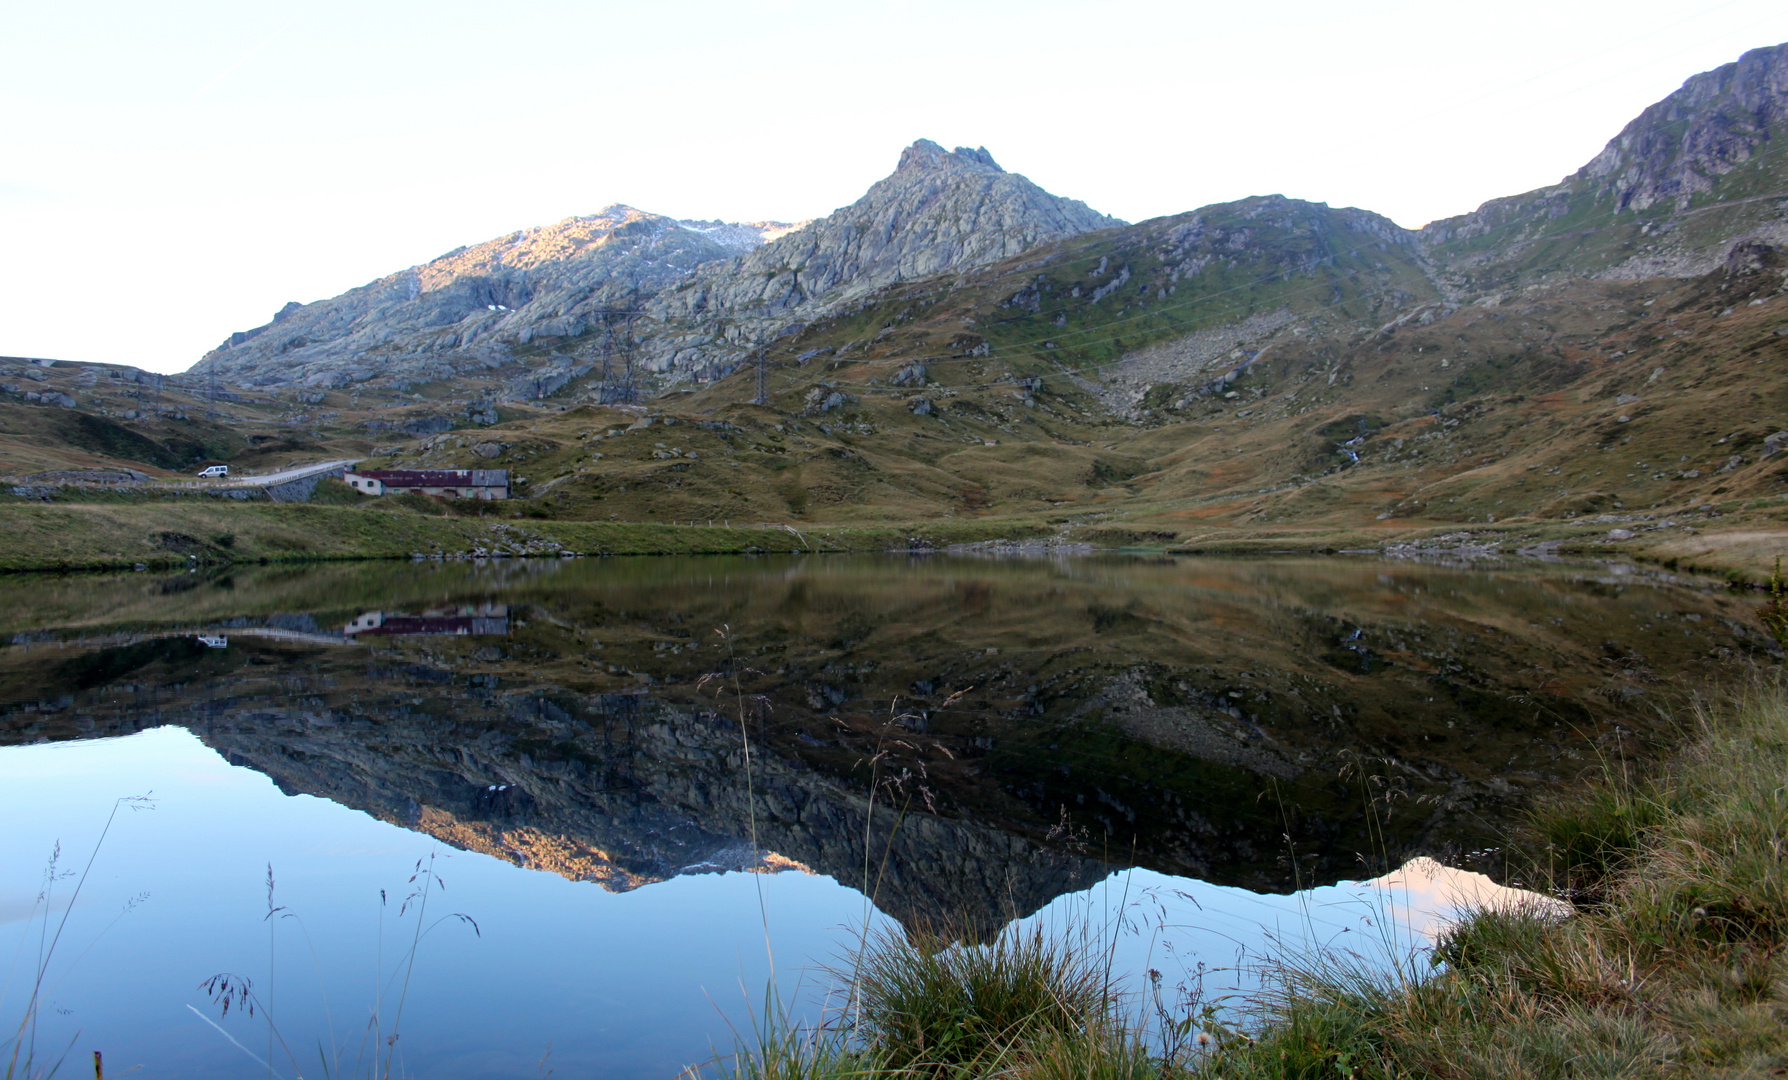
left=336, top=229, right=1787, bottom=577
left=3, top=194, right=1784, bottom=579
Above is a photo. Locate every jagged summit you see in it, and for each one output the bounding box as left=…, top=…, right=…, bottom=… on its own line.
left=1580, top=41, right=1787, bottom=214
left=897, top=140, right=1004, bottom=173
left=647, top=139, right=1126, bottom=343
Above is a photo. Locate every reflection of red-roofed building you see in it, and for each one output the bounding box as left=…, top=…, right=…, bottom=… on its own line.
left=342, top=468, right=508, bottom=499
left=344, top=604, right=509, bottom=637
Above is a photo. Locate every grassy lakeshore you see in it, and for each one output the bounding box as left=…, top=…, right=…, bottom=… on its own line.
left=704, top=685, right=1788, bottom=1080
left=1, top=494, right=1785, bottom=580
left=0, top=501, right=1063, bottom=571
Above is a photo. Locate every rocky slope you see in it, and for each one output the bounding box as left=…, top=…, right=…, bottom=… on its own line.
left=194, top=141, right=1123, bottom=393
left=639, top=142, right=1125, bottom=374
left=199, top=206, right=797, bottom=389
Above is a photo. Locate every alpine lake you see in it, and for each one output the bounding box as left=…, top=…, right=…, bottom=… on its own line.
left=0, top=551, right=1775, bottom=1078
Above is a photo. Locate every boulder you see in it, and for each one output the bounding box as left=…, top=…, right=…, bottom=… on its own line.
left=889, top=363, right=928, bottom=387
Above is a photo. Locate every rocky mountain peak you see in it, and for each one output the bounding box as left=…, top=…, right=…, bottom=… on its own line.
left=649, top=140, right=1125, bottom=341
left=195, top=202, right=749, bottom=385
left=896, top=139, right=1005, bottom=174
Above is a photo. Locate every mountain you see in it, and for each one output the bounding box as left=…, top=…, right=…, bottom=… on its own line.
left=336, top=42, right=1777, bottom=546
left=194, top=141, right=1124, bottom=392
left=193, top=43, right=1786, bottom=406
left=640, top=141, right=1125, bottom=375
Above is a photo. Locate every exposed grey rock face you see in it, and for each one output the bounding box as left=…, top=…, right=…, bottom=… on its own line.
left=1578, top=42, right=1787, bottom=214
left=675, top=217, right=810, bottom=252
left=198, top=205, right=781, bottom=388
left=192, top=141, right=1124, bottom=394
left=652, top=141, right=1123, bottom=326
left=626, top=141, right=1124, bottom=380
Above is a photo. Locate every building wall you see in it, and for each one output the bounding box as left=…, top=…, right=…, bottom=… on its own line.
left=344, top=473, right=384, bottom=495
left=342, top=471, right=507, bottom=499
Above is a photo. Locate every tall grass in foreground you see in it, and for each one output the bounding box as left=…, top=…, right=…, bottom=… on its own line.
left=1197, top=682, right=1788, bottom=1080
left=196, top=853, right=481, bottom=1080
left=697, top=924, right=1159, bottom=1080
left=2, top=795, right=152, bottom=1080
left=696, top=683, right=1788, bottom=1080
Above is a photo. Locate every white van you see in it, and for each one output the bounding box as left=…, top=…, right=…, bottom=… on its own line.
left=197, top=465, right=229, bottom=478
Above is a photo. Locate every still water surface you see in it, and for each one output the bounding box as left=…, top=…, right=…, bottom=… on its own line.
left=0, top=554, right=1770, bottom=1077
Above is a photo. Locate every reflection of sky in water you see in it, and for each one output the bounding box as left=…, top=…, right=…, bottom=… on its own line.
left=1, top=729, right=879, bottom=1079
left=1020, top=859, right=1562, bottom=1020
left=2, top=729, right=1555, bottom=1078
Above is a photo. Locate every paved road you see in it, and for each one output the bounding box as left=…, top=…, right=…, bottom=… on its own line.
left=220, top=459, right=358, bottom=487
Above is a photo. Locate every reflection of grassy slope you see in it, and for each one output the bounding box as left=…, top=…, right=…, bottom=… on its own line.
left=0, top=556, right=1769, bottom=888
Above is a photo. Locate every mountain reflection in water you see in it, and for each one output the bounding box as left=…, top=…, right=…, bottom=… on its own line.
left=1, top=553, right=1769, bottom=936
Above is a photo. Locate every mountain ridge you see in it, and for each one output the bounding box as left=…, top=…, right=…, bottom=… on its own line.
left=192, top=42, right=1787, bottom=407
left=195, top=140, right=1125, bottom=391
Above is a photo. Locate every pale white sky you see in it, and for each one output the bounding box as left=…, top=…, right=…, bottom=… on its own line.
left=5, top=0, right=1787, bottom=373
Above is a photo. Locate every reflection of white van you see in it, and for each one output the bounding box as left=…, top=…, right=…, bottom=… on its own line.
left=197, top=465, right=229, bottom=478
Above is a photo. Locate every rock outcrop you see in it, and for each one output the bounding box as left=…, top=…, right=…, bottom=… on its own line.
left=1420, top=41, right=1788, bottom=282
left=1580, top=42, right=1788, bottom=214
